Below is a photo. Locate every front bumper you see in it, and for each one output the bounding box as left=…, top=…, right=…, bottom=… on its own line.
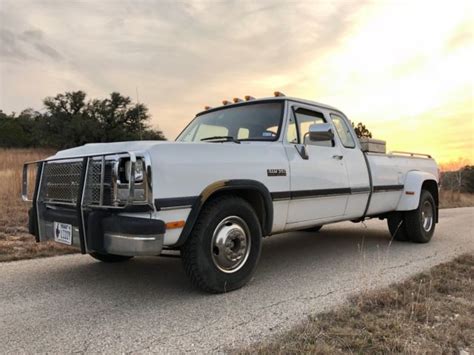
left=32, top=207, right=165, bottom=256
left=24, top=151, right=164, bottom=256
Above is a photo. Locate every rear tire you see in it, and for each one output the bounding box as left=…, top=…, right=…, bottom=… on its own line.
left=181, top=195, right=262, bottom=293
left=387, top=212, right=410, bottom=241
left=405, top=190, right=436, bottom=243
left=89, top=252, right=133, bottom=263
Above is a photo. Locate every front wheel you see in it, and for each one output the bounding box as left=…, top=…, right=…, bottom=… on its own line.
left=181, top=195, right=262, bottom=293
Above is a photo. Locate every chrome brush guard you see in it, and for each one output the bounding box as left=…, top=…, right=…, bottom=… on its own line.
left=22, top=151, right=154, bottom=253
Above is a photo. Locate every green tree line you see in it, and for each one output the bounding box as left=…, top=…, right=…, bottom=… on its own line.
left=0, top=91, right=166, bottom=149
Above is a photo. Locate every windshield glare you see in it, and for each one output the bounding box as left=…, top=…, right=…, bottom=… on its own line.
left=176, top=102, right=283, bottom=142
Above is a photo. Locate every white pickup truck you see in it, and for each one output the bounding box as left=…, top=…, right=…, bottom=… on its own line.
left=22, top=93, right=439, bottom=293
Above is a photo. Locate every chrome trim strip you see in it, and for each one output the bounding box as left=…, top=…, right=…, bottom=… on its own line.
left=112, top=159, right=119, bottom=206
left=80, top=158, right=90, bottom=252
left=105, top=234, right=157, bottom=241
left=99, top=155, right=105, bottom=206
left=36, top=163, right=44, bottom=241
left=21, top=164, right=29, bottom=201
left=159, top=205, right=193, bottom=211
left=128, top=152, right=136, bottom=203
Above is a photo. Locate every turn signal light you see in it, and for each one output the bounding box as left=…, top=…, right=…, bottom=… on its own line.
left=274, top=91, right=285, bottom=97
left=166, top=220, right=185, bottom=229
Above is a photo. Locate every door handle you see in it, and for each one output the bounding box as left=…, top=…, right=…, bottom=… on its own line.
left=332, top=155, right=343, bottom=160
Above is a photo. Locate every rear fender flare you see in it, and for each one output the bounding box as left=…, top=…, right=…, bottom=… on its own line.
left=396, top=171, right=438, bottom=211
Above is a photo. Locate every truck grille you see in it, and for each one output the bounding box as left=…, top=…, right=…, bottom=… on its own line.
left=40, top=159, right=114, bottom=206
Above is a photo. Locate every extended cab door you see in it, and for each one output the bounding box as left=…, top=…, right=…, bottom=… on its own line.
left=284, top=104, right=350, bottom=226
left=328, top=112, right=371, bottom=220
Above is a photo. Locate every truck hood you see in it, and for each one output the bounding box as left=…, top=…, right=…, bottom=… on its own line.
left=51, top=141, right=173, bottom=159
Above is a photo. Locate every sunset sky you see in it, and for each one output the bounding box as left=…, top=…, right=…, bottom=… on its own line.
left=0, top=0, right=472, bottom=165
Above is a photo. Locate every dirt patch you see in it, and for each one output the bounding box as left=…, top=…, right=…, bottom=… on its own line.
left=236, top=254, right=474, bottom=354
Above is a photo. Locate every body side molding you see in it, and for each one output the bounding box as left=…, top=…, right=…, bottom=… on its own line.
left=373, top=184, right=404, bottom=192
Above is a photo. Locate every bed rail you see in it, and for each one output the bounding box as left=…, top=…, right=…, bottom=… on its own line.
left=389, top=151, right=432, bottom=159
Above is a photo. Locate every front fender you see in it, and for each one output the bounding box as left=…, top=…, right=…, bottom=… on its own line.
left=396, top=171, right=438, bottom=211
left=168, top=179, right=274, bottom=247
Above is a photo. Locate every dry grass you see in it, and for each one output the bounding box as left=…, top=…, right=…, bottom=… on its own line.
left=0, top=148, right=78, bottom=262
left=236, top=254, right=474, bottom=354
left=439, top=190, right=474, bottom=209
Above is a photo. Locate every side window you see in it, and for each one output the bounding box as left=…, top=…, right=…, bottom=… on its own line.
left=290, top=108, right=333, bottom=147
left=330, top=114, right=356, bottom=148
left=287, top=115, right=298, bottom=143
left=237, top=128, right=249, bottom=139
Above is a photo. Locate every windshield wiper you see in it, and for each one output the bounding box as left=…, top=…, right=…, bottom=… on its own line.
left=201, top=136, right=241, bottom=144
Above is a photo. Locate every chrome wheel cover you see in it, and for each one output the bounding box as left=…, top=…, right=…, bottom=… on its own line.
left=211, top=216, right=251, bottom=273
left=421, top=200, right=434, bottom=232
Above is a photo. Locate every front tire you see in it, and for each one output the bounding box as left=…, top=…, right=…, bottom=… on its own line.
left=89, top=252, right=133, bottom=263
left=181, top=195, right=262, bottom=293
left=405, top=190, right=436, bottom=243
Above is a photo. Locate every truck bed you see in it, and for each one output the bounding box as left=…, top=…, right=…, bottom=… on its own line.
left=365, top=152, right=438, bottom=216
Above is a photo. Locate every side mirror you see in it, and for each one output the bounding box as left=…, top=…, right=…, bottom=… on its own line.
left=308, top=123, right=334, bottom=142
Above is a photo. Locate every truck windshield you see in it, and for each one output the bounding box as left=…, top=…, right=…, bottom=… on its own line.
left=176, top=102, right=284, bottom=142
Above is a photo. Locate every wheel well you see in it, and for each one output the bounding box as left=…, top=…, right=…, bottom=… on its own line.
left=171, top=180, right=274, bottom=248
left=205, top=189, right=269, bottom=235
left=422, top=179, right=439, bottom=222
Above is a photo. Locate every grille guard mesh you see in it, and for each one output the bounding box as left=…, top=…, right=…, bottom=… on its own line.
left=22, top=152, right=152, bottom=209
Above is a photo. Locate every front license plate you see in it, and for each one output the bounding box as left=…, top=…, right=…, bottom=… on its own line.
left=53, top=222, right=72, bottom=245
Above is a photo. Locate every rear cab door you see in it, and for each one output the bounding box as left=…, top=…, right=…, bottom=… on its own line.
left=284, top=102, right=350, bottom=227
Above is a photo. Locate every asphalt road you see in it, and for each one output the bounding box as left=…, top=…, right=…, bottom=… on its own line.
left=1, top=207, right=473, bottom=353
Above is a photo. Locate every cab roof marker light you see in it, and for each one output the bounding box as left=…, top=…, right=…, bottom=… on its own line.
left=233, top=98, right=243, bottom=103
left=274, top=91, right=285, bottom=97
left=204, top=105, right=211, bottom=110
left=244, top=95, right=255, bottom=101
left=222, top=100, right=232, bottom=105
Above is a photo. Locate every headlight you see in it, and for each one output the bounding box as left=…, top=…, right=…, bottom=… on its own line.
left=124, top=159, right=144, bottom=183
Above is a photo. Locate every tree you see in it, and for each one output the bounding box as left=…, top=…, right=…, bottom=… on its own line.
left=440, top=165, right=474, bottom=193
left=42, top=91, right=98, bottom=148
left=88, top=92, right=165, bottom=142
left=0, top=109, right=42, bottom=147
left=463, top=166, right=474, bottom=193
left=0, top=91, right=166, bottom=149
left=352, top=122, right=372, bottom=138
